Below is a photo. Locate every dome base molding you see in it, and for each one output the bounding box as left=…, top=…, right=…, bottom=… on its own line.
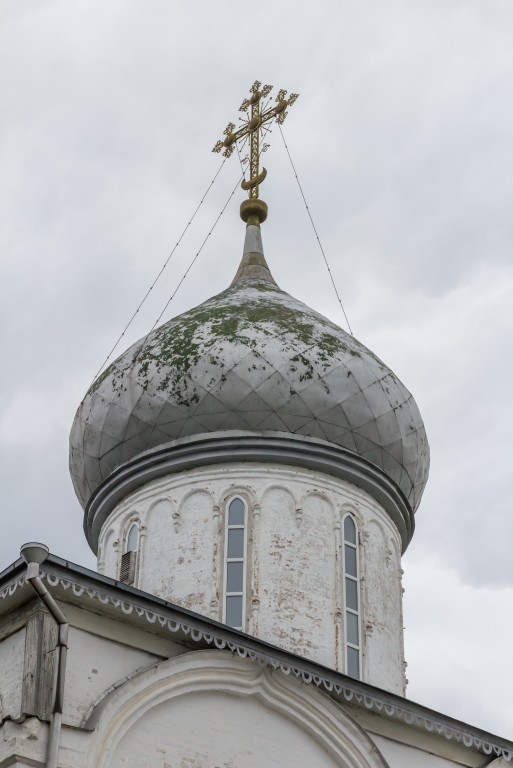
left=84, top=430, right=414, bottom=554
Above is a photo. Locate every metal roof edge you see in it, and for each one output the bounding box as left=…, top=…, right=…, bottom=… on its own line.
left=0, top=553, right=511, bottom=761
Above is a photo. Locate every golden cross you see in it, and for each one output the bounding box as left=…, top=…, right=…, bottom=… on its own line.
left=213, top=81, right=298, bottom=214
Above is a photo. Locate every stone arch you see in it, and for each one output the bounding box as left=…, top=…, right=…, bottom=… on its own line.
left=179, top=486, right=215, bottom=507
left=98, top=527, right=115, bottom=574
left=175, top=487, right=217, bottom=536
left=386, top=535, right=400, bottom=568
left=84, top=650, right=390, bottom=768
left=261, top=483, right=298, bottom=508
left=147, top=495, right=174, bottom=514
left=120, top=511, right=142, bottom=543
left=261, top=483, right=297, bottom=525
left=360, top=519, right=404, bottom=693
left=118, top=513, right=142, bottom=583
left=217, top=483, right=258, bottom=510
left=300, top=488, right=333, bottom=508
left=339, top=501, right=362, bottom=527
left=135, top=497, right=171, bottom=595
left=366, top=517, right=388, bottom=545
left=299, top=489, right=335, bottom=536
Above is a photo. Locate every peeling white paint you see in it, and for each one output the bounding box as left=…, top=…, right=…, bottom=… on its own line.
left=0, top=627, right=25, bottom=719
left=98, top=462, right=405, bottom=693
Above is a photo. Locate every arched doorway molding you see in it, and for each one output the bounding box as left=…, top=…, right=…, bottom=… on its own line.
left=85, top=649, right=390, bottom=768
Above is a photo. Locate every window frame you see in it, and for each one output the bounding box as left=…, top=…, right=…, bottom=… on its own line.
left=119, top=519, right=140, bottom=586
left=342, top=513, right=362, bottom=680
left=125, top=522, right=139, bottom=554
left=222, top=496, right=248, bottom=631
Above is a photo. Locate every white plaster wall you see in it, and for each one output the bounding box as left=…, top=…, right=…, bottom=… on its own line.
left=98, top=527, right=117, bottom=577
left=371, top=733, right=472, bottom=768
left=362, top=520, right=406, bottom=690
left=0, top=718, right=48, bottom=768
left=139, top=491, right=216, bottom=615
left=258, top=486, right=337, bottom=662
left=98, top=462, right=405, bottom=693
left=63, top=627, right=162, bottom=726
left=0, top=627, right=26, bottom=718
left=111, top=688, right=342, bottom=768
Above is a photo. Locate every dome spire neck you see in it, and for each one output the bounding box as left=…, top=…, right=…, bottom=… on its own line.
left=231, top=206, right=278, bottom=287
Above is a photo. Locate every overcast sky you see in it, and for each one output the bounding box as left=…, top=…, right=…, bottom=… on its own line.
left=1, top=0, right=512, bottom=738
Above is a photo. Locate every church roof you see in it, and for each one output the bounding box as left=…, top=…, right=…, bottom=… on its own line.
left=70, top=224, right=429, bottom=523
left=1, top=552, right=511, bottom=762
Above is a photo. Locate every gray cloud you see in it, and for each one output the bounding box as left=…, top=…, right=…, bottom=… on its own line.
left=1, top=0, right=511, bottom=735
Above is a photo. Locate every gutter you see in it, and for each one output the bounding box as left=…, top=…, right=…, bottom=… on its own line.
left=20, top=543, right=68, bottom=768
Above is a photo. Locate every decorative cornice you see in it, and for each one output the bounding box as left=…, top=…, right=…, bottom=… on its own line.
left=1, top=565, right=510, bottom=762
left=0, top=574, right=25, bottom=599
left=84, top=431, right=414, bottom=554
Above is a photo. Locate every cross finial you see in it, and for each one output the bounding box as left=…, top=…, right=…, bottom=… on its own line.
left=213, top=81, right=298, bottom=225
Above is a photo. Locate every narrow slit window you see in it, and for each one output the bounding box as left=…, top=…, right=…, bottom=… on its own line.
left=343, top=515, right=361, bottom=679
left=126, top=523, right=139, bottom=553
left=120, top=522, right=139, bottom=585
left=223, top=497, right=247, bottom=630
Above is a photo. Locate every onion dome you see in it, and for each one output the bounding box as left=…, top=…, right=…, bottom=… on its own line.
left=70, top=223, right=429, bottom=551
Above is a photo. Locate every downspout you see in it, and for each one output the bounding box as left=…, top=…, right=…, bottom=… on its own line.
left=21, top=543, right=68, bottom=768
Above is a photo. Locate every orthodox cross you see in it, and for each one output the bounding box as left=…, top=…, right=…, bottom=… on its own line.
left=213, top=81, right=298, bottom=224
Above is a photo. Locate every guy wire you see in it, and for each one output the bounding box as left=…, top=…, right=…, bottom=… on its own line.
left=278, top=125, right=353, bottom=336
left=130, top=172, right=244, bottom=368
left=141, top=175, right=244, bottom=340
left=88, top=159, right=227, bottom=390
left=235, top=140, right=248, bottom=181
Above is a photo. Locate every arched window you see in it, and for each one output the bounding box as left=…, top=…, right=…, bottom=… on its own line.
left=223, top=497, right=247, bottom=630
left=120, top=522, right=139, bottom=585
left=126, top=523, right=139, bottom=553
left=343, top=514, right=361, bottom=679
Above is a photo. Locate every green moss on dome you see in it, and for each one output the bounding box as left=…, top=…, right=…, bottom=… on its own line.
left=88, top=281, right=368, bottom=407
